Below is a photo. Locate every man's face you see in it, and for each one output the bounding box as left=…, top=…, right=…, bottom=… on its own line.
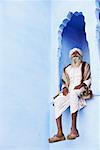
left=71, top=51, right=80, bottom=58
left=71, top=51, right=82, bottom=65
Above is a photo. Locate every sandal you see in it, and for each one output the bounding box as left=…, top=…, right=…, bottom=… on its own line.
left=48, top=134, right=66, bottom=143
left=67, top=130, right=79, bottom=140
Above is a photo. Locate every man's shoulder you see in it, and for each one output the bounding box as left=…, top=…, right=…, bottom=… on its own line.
left=82, top=61, right=90, bottom=67
left=63, top=64, right=71, bottom=72
left=82, top=61, right=89, bottom=64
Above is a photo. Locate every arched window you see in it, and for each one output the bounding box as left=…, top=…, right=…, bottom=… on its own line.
left=58, top=12, right=90, bottom=90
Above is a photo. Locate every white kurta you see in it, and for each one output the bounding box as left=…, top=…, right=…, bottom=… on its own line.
left=54, top=63, right=86, bottom=119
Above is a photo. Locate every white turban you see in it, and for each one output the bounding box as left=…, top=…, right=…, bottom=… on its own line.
left=69, top=48, right=83, bottom=58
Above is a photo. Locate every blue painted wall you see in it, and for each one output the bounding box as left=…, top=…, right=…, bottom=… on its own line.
left=0, top=1, right=51, bottom=150
left=50, top=1, right=100, bottom=150
left=0, top=1, right=100, bottom=150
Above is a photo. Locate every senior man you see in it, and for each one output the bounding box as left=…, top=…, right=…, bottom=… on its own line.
left=49, top=48, right=92, bottom=142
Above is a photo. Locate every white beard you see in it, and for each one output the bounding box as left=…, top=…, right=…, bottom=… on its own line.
left=71, top=56, right=82, bottom=67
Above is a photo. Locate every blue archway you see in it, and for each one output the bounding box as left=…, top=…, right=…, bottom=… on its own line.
left=58, top=12, right=90, bottom=90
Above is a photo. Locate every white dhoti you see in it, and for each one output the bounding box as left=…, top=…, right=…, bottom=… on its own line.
left=53, top=62, right=91, bottom=119
left=53, top=87, right=86, bottom=119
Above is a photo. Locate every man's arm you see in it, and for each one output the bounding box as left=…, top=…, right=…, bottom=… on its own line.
left=83, top=63, right=91, bottom=87
left=61, top=66, right=70, bottom=95
left=74, top=63, right=91, bottom=89
left=74, top=83, right=87, bottom=89
left=62, top=66, right=70, bottom=89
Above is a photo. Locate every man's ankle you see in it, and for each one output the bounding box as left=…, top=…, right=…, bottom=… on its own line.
left=57, top=131, right=64, bottom=137
left=71, top=128, right=78, bottom=133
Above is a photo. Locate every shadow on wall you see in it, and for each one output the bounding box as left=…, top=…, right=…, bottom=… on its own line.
left=58, top=12, right=90, bottom=90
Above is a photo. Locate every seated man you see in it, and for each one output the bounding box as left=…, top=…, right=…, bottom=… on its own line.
left=49, top=48, right=92, bottom=143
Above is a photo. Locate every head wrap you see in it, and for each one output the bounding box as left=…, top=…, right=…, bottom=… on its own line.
left=69, top=48, right=83, bottom=58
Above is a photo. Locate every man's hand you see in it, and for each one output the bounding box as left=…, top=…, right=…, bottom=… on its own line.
left=62, top=87, right=68, bottom=96
left=74, top=83, right=86, bottom=90
left=74, top=84, right=82, bottom=89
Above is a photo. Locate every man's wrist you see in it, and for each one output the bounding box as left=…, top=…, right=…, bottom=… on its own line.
left=62, top=87, right=68, bottom=90
left=82, top=83, right=87, bottom=88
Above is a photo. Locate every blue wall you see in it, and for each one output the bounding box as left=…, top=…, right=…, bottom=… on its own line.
left=0, top=1, right=100, bottom=150
left=49, top=4, right=100, bottom=150
left=0, top=1, right=50, bottom=150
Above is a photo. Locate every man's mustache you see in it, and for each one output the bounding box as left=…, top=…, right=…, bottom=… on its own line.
left=71, top=55, right=80, bottom=58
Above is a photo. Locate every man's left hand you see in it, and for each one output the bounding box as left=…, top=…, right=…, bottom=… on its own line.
left=74, top=83, right=86, bottom=89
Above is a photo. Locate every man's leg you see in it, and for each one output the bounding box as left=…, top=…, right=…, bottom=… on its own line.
left=48, top=115, right=65, bottom=143
left=67, top=91, right=79, bottom=139
left=56, top=115, right=64, bottom=137
left=48, top=94, right=69, bottom=142
left=70, top=88, right=84, bottom=133
left=71, top=111, right=78, bottom=133
left=67, top=111, right=79, bottom=140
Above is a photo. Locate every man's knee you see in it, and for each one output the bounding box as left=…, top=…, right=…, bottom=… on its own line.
left=70, top=100, right=78, bottom=114
left=69, top=90, right=78, bottom=99
left=69, top=90, right=79, bottom=106
left=53, top=94, right=65, bottom=106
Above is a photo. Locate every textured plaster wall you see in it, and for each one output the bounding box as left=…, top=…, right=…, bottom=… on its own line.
left=0, top=1, right=51, bottom=150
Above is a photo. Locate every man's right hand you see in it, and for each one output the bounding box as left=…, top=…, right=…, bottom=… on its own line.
left=62, top=87, right=68, bottom=96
